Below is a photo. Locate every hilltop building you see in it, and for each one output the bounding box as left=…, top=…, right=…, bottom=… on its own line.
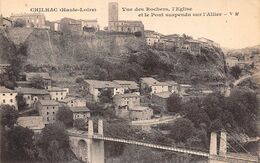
left=0, top=86, right=18, bottom=110
left=108, top=2, right=144, bottom=34
left=24, top=72, right=52, bottom=89
left=10, top=13, right=46, bottom=28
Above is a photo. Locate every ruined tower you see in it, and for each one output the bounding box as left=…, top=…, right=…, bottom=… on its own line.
left=108, top=2, right=119, bottom=22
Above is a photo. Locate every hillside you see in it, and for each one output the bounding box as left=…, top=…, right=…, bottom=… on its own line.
left=0, top=28, right=226, bottom=84
left=226, top=45, right=260, bottom=58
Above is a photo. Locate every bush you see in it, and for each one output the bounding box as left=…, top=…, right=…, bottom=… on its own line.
left=73, top=118, right=86, bottom=130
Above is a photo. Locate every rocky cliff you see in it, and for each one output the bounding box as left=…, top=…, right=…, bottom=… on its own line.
left=0, top=28, right=226, bottom=83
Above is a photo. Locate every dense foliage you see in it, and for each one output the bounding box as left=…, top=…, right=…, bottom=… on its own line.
left=56, top=106, right=73, bottom=127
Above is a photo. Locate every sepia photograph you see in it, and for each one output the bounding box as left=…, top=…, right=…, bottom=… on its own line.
left=0, top=0, right=259, bottom=162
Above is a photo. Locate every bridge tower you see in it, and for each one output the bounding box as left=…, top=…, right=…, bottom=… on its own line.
left=87, top=119, right=105, bottom=163
left=209, top=131, right=227, bottom=163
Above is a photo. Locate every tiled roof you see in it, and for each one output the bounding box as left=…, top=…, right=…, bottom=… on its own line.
left=85, top=80, right=121, bottom=88
left=114, top=93, right=140, bottom=98
left=130, top=106, right=151, bottom=111
left=113, top=80, right=139, bottom=89
left=141, top=77, right=169, bottom=86
left=15, top=87, right=49, bottom=95
left=48, top=87, right=68, bottom=92
left=153, top=91, right=172, bottom=98
left=70, top=106, right=90, bottom=113
left=0, top=86, right=16, bottom=93
left=17, top=116, right=45, bottom=130
left=38, top=100, right=59, bottom=106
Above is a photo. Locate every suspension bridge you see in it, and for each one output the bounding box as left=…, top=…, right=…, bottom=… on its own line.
left=68, top=119, right=259, bottom=163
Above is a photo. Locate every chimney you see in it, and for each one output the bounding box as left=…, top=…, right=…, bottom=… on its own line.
left=219, top=131, right=227, bottom=155
left=210, top=132, right=217, bottom=155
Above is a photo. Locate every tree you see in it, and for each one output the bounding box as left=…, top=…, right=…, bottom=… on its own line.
left=16, top=94, right=28, bottom=111
left=4, top=126, right=37, bottom=161
left=210, top=119, right=223, bottom=132
left=31, top=75, right=45, bottom=89
left=37, top=121, right=70, bottom=162
left=0, top=105, right=18, bottom=128
left=167, top=93, right=182, bottom=113
left=134, top=31, right=142, bottom=37
left=230, top=65, right=242, bottom=79
left=13, top=18, right=26, bottom=27
left=56, top=106, right=73, bottom=127
left=170, top=118, right=194, bottom=143
left=73, top=118, right=86, bottom=130
left=98, top=89, right=113, bottom=103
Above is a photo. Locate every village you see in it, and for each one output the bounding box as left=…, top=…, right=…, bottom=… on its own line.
left=0, top=1, right=259, bottom=163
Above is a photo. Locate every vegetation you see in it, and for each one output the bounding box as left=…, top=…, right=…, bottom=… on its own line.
left=0, top=105, right=37, bottom=162
left=13, top=19, right=26, bottom=27
left=167, top=93, right=182, bottom=113
left=98, top=89, right=113, bottom=103
left=169, top=118, right=194, bottom=143
left=56, top=106, right=73, bottom=127
left=16, top=94, right=28, bottom=111
left=230, top=65, right=242, bottom=79
left=37, top=121, right=72, bottom=162
left=73, top=118, right=86, bottom=130
left=31, top=75, right=46, bottom=89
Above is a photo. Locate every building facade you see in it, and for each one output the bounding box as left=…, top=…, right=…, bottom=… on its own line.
left=113, top=93, right=140, bottom=109
left=10, top=13, right=46, bottom=28
left=24, top=72, right=52, bottom=89
left=60, top=96, right=86, bottom=107
left=140, top=77, right=169, bottom=95
left=36, top=100, right=60, bottom=125
left=85, top=80, right=124, bottom=102
left=0, top=87, right=18, bottom=110
left=151, top=91, right=172, bottom=111
left=112, top=80, right=139, bottom=93
left=226, top=56, right=239, bottom=67
left=81, top=19, right=99, bottom=31
left=70, top=106, right=90, bottom=122
left=108, top=2, right=144, bottom=34
left=48, top=87, right=69, bottom=101
left=15, top=87, right=50, bottom=108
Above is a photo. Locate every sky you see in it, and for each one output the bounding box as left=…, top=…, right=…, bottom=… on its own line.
left=0, top=0, right=259, bottom=49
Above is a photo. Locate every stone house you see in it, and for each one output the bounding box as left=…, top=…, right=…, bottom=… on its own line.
left=0, top=86, right=18, bottom=110
left=113, top=93, right=140, bottom=109
left=36, top=100, right=60, bottom=125
left=48, top=87, right=69, bottom=101
left=140, top=77, right=169, bottom=95
left=17, top=116, right=45, bottom=133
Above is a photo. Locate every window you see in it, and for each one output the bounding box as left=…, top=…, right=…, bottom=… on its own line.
left=56, top=93, right=58, bottom=95
left=47, top=112, right=49, bottom=115
left=28, top=96, right=30, bottom=99
left=61, top=97, right=63, bottom=100
left=53, top=118, right=55, bottom=120
left=10, top=99, right=13, bottom=103
left=53, top=112, right=55, bottom=114
left=10, top=93, right=12, bottom=96
left=3, top=94, right=5, bottom=96
left=47, top=107, right=49, bottom=109
left=56, top=98, right=58, bottom=101
left=61, top=92, right=63, bottom=95
left=53, top=107, right=55, bottom=109
left=3, top=99, right=5, bottom=103
left=47, top=117, right=49, bottom=121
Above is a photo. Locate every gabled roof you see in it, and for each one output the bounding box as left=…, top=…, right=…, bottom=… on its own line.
left=17, top=116, right=45, bottom=130
left=38, top=100, right=59, bottom=106
left=130, top=106, right=152, bottom=111
left=85, top=80, right=121, bottom=88
left=15, top=87, right=49, bottom=95
left=114, top=93, right=140, bottom=98
left=48, top=87, right=68, bottom=92
left=153, top=91, right=172, bottom=98
left=141, top=77, right=169, bottom=86
left=0, top=86, right=16, bottom=93
left=113, top=80, right=139, bottom=89
left=70, top=106, right=90, bottom=113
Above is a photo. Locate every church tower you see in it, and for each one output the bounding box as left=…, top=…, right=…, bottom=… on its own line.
left=108, top=2, right=119, bottom=22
